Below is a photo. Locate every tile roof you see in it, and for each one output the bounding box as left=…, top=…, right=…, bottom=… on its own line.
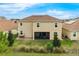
left=63, top=20, right=79, bottom=31
left=21, top=15, right=62, bottom=22
left=0, top=19, right=17, bottom=31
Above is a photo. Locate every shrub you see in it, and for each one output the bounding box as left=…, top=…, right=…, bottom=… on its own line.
left=53, top=34, right=61, bottom=47
left=46, top=42, right=53, bottom=53
left=7, top=31, right=16, bottom=47
left=31, top=46, right=40, bottom=53
left=0, top=32, right=8, bottom=53
left=14, top=45, right=30, bottom=52
left=38, top=47, right=47, bottom=53
left=18, top=46, right=26, bottom=52
left=28, top=47, right=34, bottom=53
left=14, top=45, right=47, bottom=53
left=53, top=47, right=66, bottom=53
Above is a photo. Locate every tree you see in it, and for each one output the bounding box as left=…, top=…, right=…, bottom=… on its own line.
left=0, top=32, right=8, bottom=53
left=7, top=31, right=15, bottom=47
left=53, top=34, right=61, bottom=47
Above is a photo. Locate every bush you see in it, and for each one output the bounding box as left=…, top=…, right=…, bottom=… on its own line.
left=53, top=47, right=66, bottom=53
left=31, top=46, right=40, bottom=53
left=13, top=45, right=48, bottom=53
left=14, top=45, right=29, bottom=52
left=0, top=32, right=8, bottom=53
left=53, top=39, right=61, bottom=47
left=47, top=42, right=53, bottom=53
left=52, top=34, right=64, bottom=53
left=38, top=47, right=47, bottom=53
left=53, top=35, right=61, bottom=47
left=7, top=31, right=16, bottom=47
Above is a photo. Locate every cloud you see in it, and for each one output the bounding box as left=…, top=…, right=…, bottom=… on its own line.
left=0, top=3, right=79, bottom=19
left=46, top=10, right=76, bottom=19
left=0, top=3, right=37, bottom=14
left=32, top=9, right=77, bottom=19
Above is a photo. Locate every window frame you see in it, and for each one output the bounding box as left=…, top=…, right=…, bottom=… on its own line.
left=73, top=32, right=76, bottom=37
left=55, top=23, right=58, bottom=28
left=20, top=31, right=23, bottom=35
left=37, top=22, right=40, bottom=27
left=54, top=32, right=58, bottom=36
left=20, top=22, right=22, bottom=26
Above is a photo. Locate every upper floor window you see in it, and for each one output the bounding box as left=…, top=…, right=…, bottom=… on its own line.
left=73, top=32, right=76, bottom=37
left=55, top=23, right=58, bottom=27
left=37, top=23, right=40, bottom=27
left=20, top=31, right=23, bottom=35
left=20, top=22, right=22, bottom=26
left=14, top=20, right=17, bottom=23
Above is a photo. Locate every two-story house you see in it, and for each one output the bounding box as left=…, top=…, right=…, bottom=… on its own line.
left=18, top=15, right=63, bottom=40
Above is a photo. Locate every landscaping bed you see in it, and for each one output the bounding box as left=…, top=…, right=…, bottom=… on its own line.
left=0, top=39, right=79, bottom=56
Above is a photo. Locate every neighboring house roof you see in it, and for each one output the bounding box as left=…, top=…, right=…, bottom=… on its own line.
left=0, top=19, right=18, bottom=31
left=63, top=20, right=79, bottom=31
left=21, top=15, right=63, bottom=22
left=65, top=20, right=76, bottom=24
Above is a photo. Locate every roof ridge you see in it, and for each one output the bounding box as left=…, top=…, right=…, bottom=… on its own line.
left=22, top=15, right=62, bottom=22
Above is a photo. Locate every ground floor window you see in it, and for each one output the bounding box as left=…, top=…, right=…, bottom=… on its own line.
left=20, top=31, right=23, bottom=35
left=34, top=32, right=50, bottom=39
left=54, top=32, right=58, bottom=36
left=73, top=32, right=76, bottom=37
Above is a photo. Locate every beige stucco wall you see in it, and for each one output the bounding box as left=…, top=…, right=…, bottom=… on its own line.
left=11, top=29, right=18, bottom=34
left=18, top=21, right=62, bottom=40
left=70, top=31, right=79, bottom=40
left=77, top=32, right=79, bottom=40
left=63, top=28, right=79, bottom=40
left=62, top=28, right=71, bottom=39
left=11, top=20, right=79, bottom=40
left=18, top=22, right=33, bottom=39
left=70, top=32, right=77, bottom=40
left=33, top=22, right=62, bottom=40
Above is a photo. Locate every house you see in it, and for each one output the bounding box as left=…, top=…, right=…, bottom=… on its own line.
left=63, top=20, right=79, bottom=40
left=0, top=17, right=18, bottom=34
left=18, top=15, right=63, bottom=40
left=1, top=15, right=79, bottom=40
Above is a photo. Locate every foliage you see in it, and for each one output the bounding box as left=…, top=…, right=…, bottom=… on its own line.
left=0, top=39, right=76, bottom=55
left=14, top=45, right=27, bottom=52
left=61, top=39, right=73, bottom=47
left=13, top=45, right=48, bottom=53
left=0, top=32, right=8, bottom=53
left=53, top=47, right=66, bottom=53
left=53, top=34, right=61, bottom=47
left=46, top=42, right=53, bottom=53
left=38, top=47, right=47, bottom=53
left=7, top=31, right=17, bottom=47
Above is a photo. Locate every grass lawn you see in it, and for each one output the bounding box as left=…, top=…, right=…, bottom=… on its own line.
left=0, top=39, right=79, bottom=56
left=0, top=52, right=77, bottom=56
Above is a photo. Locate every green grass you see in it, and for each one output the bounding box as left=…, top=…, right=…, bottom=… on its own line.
left=0, top=52, right=74, bottom=56
left=61, top=39, right=73, bottom=47
left=13, top=40, right=53, bottom=48
left=0, top=52, right=77, bottom=56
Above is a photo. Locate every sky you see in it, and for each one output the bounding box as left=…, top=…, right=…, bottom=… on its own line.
left=0, top=3, right=79, bottom=19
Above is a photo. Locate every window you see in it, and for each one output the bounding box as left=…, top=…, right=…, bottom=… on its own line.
left=55, top=23, right=58, bottom=27
left=20, top=31, right=23, bottom=35
left=54, top=32, right=58, bottom=36
left=37, top=23, right=40, bottom=27
left=73, top=32, right=76, bottom=37
left=14, top=21, right=17, bottom=23
left=20, top=22, right=22, bottom=26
